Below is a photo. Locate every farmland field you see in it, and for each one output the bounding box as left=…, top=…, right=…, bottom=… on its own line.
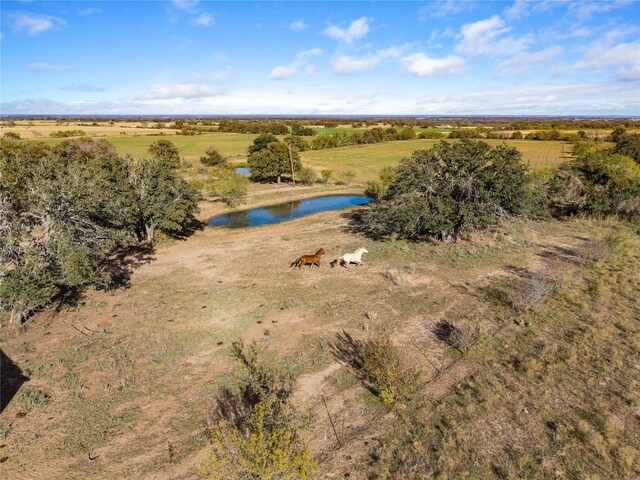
left=25, top=133, right=259, bottom=162
left=302, top=138, right=573, bottom=181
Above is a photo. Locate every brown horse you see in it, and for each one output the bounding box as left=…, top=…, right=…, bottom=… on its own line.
left=290, top=248, right=326, bottom=269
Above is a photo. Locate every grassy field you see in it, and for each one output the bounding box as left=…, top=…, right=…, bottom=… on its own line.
left=1, top=183, right=637, bottom=479
left=24, top=133, right=259, bottom=163
left=303, top=139, right=573, bottom=181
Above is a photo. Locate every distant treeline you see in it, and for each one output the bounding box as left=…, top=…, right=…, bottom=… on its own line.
left=3, top=115, right=637, bottom=131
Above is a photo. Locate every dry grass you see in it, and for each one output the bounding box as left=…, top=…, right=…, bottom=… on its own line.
left=0, top=192, right=636, bottom=479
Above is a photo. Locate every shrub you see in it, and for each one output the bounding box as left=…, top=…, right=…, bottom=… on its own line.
left=547, top=150, right=640, bottom=220
left=297, top=167, right=317, bottom=186
left=332, top=331, right=419, bottom=406
left=510, top=268, right=562, bottom=311
left=364, top=180, right=385, bottom=200
left=201, top=342, right=316, bottom=479
left=433, top=320, right=479, bottom=354
left=19, top=387, right=50, bottom=412
left=200, top=401, right=316, bottom=480
left=361, top=140, right=530, bottom=242
left=320, top=169, right=333, bottom=184
left=200, top=145, right=227, bottom=166
left=3, top=132, right=20, bottom=140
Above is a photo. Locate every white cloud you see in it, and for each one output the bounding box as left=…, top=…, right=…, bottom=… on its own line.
left=419, top=0, right=470, bottom=19
left=171, top=0, right=200, bottom=12
left=296, top=48, right=321, bottom=61
left=323, top=17, right=371, bottom=43
left=8, top=12, right=66, bottom=36
left=290, top=19, right=307, bottom=31
left=137, top=82, right=221, bottom=100
left=428, top=27, right=455, bottom=44
left=60, top=83, right=108, bottom=92
left=28, top=63, right=76, bottom=71
left=268, top=48, right=321, bottom=80
left=570, top=0, right=634, bottom=19
left=402, top=53, right=465, bottom=77
left=496, top=45, right=564, bottom=75
left=504, top=0, right=531, bottom=20
left=269, top=65, right=297, bottom=80
left=457, top=15, right=532, bottom=56
left=77, top=7, right=102, bottom=16
left=192, top=13, right=214, bottom=26
left=332, top=46, right=406, bottom=74
left=572, top=39, right=640, bottom=81
left=304, top=65, right=316, bottom=77
left=334, top=55, right=381, bottom=74
left=5, top=81, right=638, bottom=116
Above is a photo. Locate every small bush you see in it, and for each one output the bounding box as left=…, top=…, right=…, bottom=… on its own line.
left=19, top=387, right=50, bottom=412
left=383, top=268, right=412, bottom=286
left=510, top=268, right=562, bottom=311
left=341, top=170, right=356, bottom=184
left=3, top=131, right=20, bottom=140
left=320, top=169, right=333, bottom=184
left=297, top=167, right=317, bottom=186
left=433, top=320, right=479, bottom=354
left=332, top=331, right=420, bottom=406
left=200, top=402, right=316, bottom=480
left=200, top=145, right=227, bottom=166
left=201, top=341, right=316, bottom=479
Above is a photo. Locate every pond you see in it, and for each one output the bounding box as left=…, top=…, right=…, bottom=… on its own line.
left=208, top=194, right=371, bottom=228
left=234, top=167, right=251, bottom=175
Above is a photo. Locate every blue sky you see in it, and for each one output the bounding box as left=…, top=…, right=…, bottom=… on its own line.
left=1, top=0, right=639, bottom=115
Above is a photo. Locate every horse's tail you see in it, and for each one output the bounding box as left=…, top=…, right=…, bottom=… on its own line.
left=290, top=257, right=300, bottom=268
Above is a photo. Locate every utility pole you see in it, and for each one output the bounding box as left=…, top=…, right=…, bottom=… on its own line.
left=288, top=143, right=296, bottom=186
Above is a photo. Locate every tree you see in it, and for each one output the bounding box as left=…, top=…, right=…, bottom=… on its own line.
left=248, top=142, right=302, bottom=183
left=548, top=150, right=640, bottom=220
left=148, top=139, right=180, bottom=166
left=128, top=155, right=201, bottom=243
left=613, top=132, right=640, bottom=164
left=361, top=140, right=530, bottom=242
left=207, top=167, right=248, bottom=207
left=1, top=137, right=203, bottom=325
left=247, top=134, right=278, bottom=155
left=283, top=135, right=309, bottom=151
left=200, top=145, right=227, bottom=166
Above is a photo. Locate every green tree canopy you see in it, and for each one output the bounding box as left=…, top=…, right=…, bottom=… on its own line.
left=248, top=142, right=302, bottom=183
left=148, top=139, right=180, bottom=166
left=0, top=137, right=200, bottom=325
left=247, top=134, right=279, bottom=155
left=360, top=140, right=530, bottom=242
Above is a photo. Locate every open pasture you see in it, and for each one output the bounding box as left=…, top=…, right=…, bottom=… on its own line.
left=303, top=139, right=573, bottom=181
left=1, top=184, right=637, bottom=479
left=0, top=120, right=177, bottom=138
left=24, top=133, right=259, bottom=163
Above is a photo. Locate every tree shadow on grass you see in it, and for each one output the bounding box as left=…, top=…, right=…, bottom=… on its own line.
left=102, top=243, right=156, bottom=290
left=169, top=217, right=207, bottom=241
left=1, top=350, right=29, bottom=413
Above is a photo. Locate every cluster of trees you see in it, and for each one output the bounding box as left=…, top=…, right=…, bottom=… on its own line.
left=0, top=138, right=200, bottom=324
left=217, top=120, right=290, bottom=135
left=272, top=127, right=417, bottom=152
left=361, top=139, right=639, bottom=243
left=247, top=134, right=302, bottom=183
left=50, top=129, right=87, bottom=138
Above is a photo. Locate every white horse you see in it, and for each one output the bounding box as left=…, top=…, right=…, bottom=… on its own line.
left=330, top=247, right=369, bottom=268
